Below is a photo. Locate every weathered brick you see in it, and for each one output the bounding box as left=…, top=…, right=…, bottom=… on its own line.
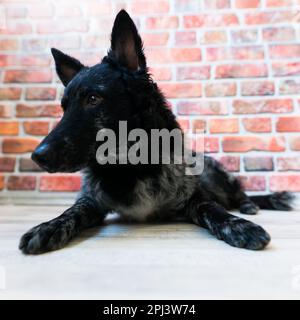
left=146, top=48, right=201, bottom=64
left=222, top=136, right=285, bottom=152
left=280, top=80, right=300, bottom=95
left=7, top=175, right=36, bottom=191
left=23, top=121, right=50, bottom=135
left=0, top=157, right=16, bottom=172
left=216, top=64, right=268, bottom=78
left=25, top=88, right=56, bottom=100
left=177, top=101, right=228, bottom=115
left=233, top=99, right=293, bottom=114
left=218, top=156, right=240, bottom=172
left=131, top=0, right=169, bottom=13
left=238, top=176, right=266, bottom=191
left=231, top=30, right=258, bottom=44
left=176, top=66, right=210, bottom=80
left=175, top=32, right=196, bottom=46
left=270, top=175, right=300, bottom=191
left=0, top=39, right=19, bottom=51
left=4, top=70, right=52, bottom=83
left=241, top=81, right=274, bottom=96
left=209, top=118, right=239, bottom=133
left=0, top=88, right=22, bottom=100
left=276, top=117, right=300, bottom=132
left=243, top=117, right=272, bottom=132
left=2, top=138, right=40, bottom=153
left=0, top=176, right=4, bottom=190
left=290, top=137, right=300, bottom=151
left=19, top=158, right=43, bottom=172
left=184, top=14, right=239, bottom=28
left=263, top=27, right=295, bottom=42
left=16, top=104, right=62, bottom=118
left=206, top=46, right=264, bottom=61
left=40, top=175, right=81, bottom=192
left=202, top=31, right=227, bottom=44
left=192, top=119, right=206, bottom=133
left=244, top=157, right=274, bottom=171
left=269, top=45, right=300, bottom=59
left=272, top=62, right=300, bottom=77
left=149, top=67, right=172, bottom=81
left=0, top=121, right=19, bottom=135
left=235, top=0, right=260, bottom=8
left=142, top=33, right=169, bottom=46
left=205, top=83, right=236, bottom=97
left=0, top=105, right=11, bottom=118
left=160, top=83, right=202, bottom=98
left=146, top=17, right=179, bottom=29
left=277, top=157, right=300, bottom=171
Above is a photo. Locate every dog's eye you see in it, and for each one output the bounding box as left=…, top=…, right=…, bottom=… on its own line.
left=87, top=94, right=102, bottom=105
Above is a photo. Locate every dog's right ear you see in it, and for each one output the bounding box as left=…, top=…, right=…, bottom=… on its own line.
left=51, top=48, right=84, bottom=86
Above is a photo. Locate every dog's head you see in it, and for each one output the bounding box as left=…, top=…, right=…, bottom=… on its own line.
left=32, top=10, right=152, bottom=173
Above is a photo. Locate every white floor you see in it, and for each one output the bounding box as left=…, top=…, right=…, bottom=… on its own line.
left=0, top=204, right=300, bottom=299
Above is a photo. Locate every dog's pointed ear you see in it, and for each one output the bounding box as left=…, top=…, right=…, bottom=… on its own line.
left=51, top=48, right=84, bottom=86
left=110, top=10, right=146, bottom=71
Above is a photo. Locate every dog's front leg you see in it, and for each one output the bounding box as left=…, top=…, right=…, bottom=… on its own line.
left=19, top=197, right=107, bottom=254
left=187, top=194, right=271, bottom=250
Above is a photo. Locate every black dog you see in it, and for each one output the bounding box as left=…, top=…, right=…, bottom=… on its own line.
left=19, top=10, right=293, bottom=254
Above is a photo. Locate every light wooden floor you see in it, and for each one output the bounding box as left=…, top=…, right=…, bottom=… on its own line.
left=0, top=204, right=300, bottom=300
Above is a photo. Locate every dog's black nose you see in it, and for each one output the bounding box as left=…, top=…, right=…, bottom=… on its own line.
left=31, top=144, right=51, bottom=168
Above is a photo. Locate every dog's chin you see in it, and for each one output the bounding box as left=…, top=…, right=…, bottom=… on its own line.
left=38, top=164, right=85, bottom=174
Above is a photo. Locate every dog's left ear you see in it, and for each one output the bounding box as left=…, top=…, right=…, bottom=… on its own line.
left=110, top=10, right=146, bottom=71
left=51, top=48, right=84, bottom=86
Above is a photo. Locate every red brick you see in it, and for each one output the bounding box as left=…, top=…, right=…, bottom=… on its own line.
left=25, top=88, right=56, bottom=100
left=0, top=121, right=19, bottom=135
left=204, top=0, right=230, bottom=9
left=184, top=14, right=239, bottom=28
left=4, top=70, right=52, bottom=83
left=235, top=0, right=260, bottom=8
left=56, top=5, right=82, bottom=17
left=28, top=4, right=54, bottom=18
left=0, top=39, right=19, bottom=51
left=243, top=118, right=272, bottom=132
left=0, top=105, right=11, bottom=118
left=0, top=22, right=32, bottom=35
left=146, top=48, right=201, bottom=64
left=7, top=176, right=36, bottom=191
left=177, top=101, right=228, bottom=115
left=174, top=0, right=199, bottom=11
left=23, top=121, right=49, bottom=135
left=202, top=31, right=227, bottom=44
left=160, top=83, right=202, bottom=98
left=5, top=5, right=27, bottom=18
left=40, top=175, right=81, bottom=192
left=241, top=81, right=275, bottom=96
left=290, top=137, right=300, bottom=151
left=270, top=175, right=300, bottom=192
left=222, top=136, right=285, bottom=152
left=245, top=11, right=297, bottom=25
left=142, top=33, right=169, bottom=46
left=146, top=17, right=179, bottom=29
left=0, top=157, right=16, bottom=172
left=233, top=99, right=293, bottom=114
left=192, top=119, right=206, bottom=133
left=0, top=176, right=4, bottom=190
left=210, top=118, right=239, bottom=133
left=205, top=83, right=236, bottom=97
left=263, top=27, right=295, bottom=42
left=231, top=30, right=258, bottom=44
left=16, top=104, right=62, bottom=118
left=206, top=46, right=264, bottom=61
left=131, top=0, right=169, bottom=13
left=177, top=118, right=190, bottom=132
left=216, top=64, right=267, bottom=78
left=176, top=66, right=210, bottom=80
left=277, top=157, right=300, bottom=171
left=280, top=80, right=300, bottom=95
left=19, top=158, right=43, bottom=172
left=218, top=156, right=240, bottom=172
left=244, top=157, right=274, bottom=171
left=175, top=32, right=196, bottom=46
left=149, top=67, right=172, bottom=81
left=22, top=39, right=47, bottom=52
left=272, top=62, right=300, bottom=77
left=276, top=117, right=300, bottom=132
left=0, top=88, right=22, bottom=100
left=266, top=0, right=293, bottom=6
left=0, top=54, right=50, bottom=67
left=238, top=176, right=266, bottom=191
left=2, top=138, right=40, bottom=153
left=269, top=45, right=300, bottom=59
left=37, top=21, right=88, bottom=34
left=192, top=136, right=220, bottom=153
left=85, top=1, right=112, bottom=16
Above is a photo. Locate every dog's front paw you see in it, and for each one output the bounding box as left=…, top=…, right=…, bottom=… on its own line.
left=19, top=219, right=75, bottom=255
left=240, top=201, right=259, bottom=215
left=218, top=218, right=271, bottom=250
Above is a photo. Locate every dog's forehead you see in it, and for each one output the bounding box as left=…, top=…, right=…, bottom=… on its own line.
left=66, top=63, right=121, bottom=94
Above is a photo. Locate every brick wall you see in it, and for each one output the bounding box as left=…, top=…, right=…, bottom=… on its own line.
left=0, top=0, right=300, bottom=204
